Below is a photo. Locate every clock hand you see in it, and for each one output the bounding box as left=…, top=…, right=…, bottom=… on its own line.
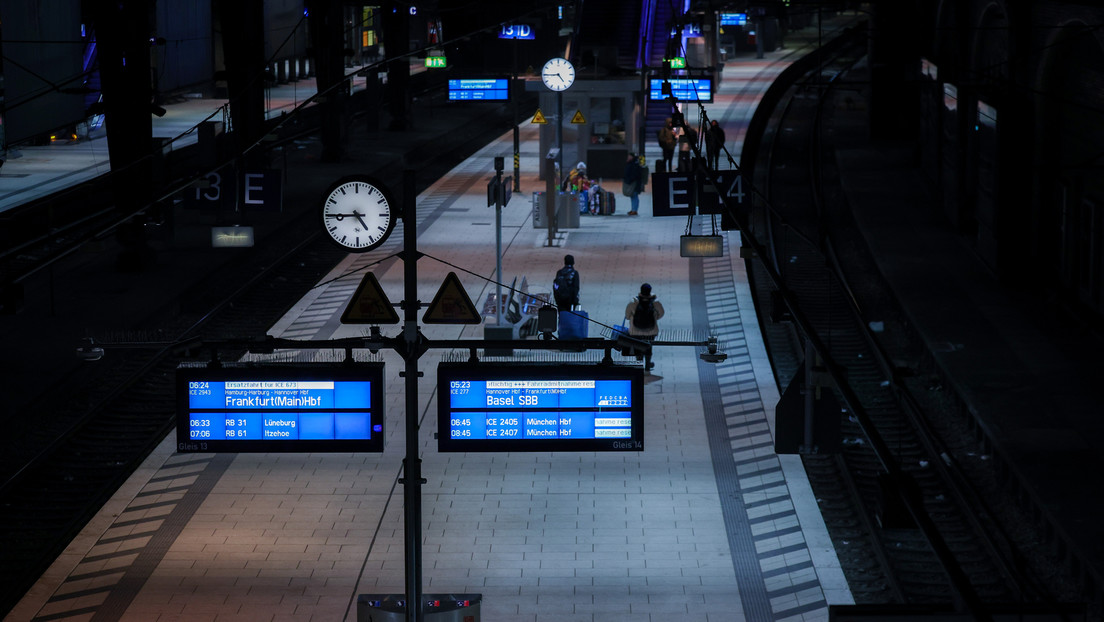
left=353, top=211, right=370, bottom=230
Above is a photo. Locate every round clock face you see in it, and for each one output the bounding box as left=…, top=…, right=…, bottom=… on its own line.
left=541, top=57, right=575, bottom=92
left=321, top=176, right=396, bottom=252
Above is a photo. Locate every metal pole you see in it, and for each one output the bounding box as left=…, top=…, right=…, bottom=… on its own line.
left=400, top=169, right=424, bottom=622
left=494, top=161, right=504, bottom=326
left=545, top=154, right=557, bottom=247
left=802, top=337, right=815, bottom=453
left=514, top=126, right=521, bottom=192
left=556, top=90, right=564, bottom=182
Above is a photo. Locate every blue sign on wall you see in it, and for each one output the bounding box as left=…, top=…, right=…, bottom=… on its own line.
left=498, top=24, right=535, bottom=40
left=437, top=363, right=644, bottom=452
left=177, top=364, right=385, bottom=453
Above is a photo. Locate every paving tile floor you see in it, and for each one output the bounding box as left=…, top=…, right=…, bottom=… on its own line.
left=7, top=21, right=861, bottom=622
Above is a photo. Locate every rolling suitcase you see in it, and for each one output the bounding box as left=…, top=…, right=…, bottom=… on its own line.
left=557, top=309, right=589, bottom=340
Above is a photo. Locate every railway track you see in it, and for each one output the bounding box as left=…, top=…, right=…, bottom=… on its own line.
left=742, top=25, right=1080, bottom=615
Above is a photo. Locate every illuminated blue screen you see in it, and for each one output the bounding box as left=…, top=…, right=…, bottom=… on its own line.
left=648, top=78, right=713, bottom=103
left=437, top=364, right=643, bottom=452
left=720, top=13, right=747, bottom=26
left=448, top=79, right=510, bottom=101
left=177, top=366, right=384, bottom=453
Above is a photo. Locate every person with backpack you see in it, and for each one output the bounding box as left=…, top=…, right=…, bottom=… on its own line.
left=625, top=283, right=664, bottom=371
left=553, top=254, right=580, bottom=310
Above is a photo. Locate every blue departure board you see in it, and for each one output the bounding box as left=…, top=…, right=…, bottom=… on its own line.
left=437, top=364, right=643, bottom=452
left=719, top=12, right=747, bottom=26
left=176, top=364, right=385, bottom=453
left=648, top=78, right=714, bottom=103
left=448, top=79, right=510, bottom=101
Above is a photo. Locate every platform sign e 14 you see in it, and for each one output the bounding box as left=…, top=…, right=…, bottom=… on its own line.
left=437, top=363, right=644, bottom=452
left=176, top=364, right=384, bottom=453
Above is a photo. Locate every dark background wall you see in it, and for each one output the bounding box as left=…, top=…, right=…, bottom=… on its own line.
left=1, top=0, right=86, bottom=144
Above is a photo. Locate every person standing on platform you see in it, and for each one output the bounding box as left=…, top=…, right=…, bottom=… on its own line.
left=677, top=123, right=697, bottom=172
left=623, top=152, right=645, bottom=215
left=657, top=118, right=677, bottom=172
left=705, top=120, right=726, bottom=170
left=625, top=283, right=664, bottom=371
left=553, top=254, right=580, bottom=310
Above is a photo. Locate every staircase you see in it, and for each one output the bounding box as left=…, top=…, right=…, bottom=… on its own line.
left=643, top=0, right=683, bottom=152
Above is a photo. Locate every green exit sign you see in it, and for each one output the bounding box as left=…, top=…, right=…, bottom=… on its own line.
left=665, top=57, right=687, bottom=69
left=426, top=56, right=446, bottom=68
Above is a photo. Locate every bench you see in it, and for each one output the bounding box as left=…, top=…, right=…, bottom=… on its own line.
left=481, top=276, right=551, bottom=338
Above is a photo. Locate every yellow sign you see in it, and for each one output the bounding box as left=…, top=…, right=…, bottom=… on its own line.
left=531, top=109, right=548, bottom=124
left=341, top=273, right=399, bottom=325
left=570, top=109, right=586, bottom=124
left=423, top=272, right=482, bottom=324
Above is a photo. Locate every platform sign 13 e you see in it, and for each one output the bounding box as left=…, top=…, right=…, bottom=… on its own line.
left=181, top=169, right=282, bottom=212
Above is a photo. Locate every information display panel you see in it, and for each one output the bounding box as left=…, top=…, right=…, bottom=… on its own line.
left=176, top=364, right=384, bottom=453
left=719, top=12, right=747, bottom=26
left=437, top=363, right=643, bottom=452
left=448, top=79, right=510, bottom=101
left=648, top=78, right=714, bottom=103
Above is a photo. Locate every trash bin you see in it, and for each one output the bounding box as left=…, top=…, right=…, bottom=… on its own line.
left=533, top=192, right=578, bottom=229
left=357, top=594, right=481, bottom=622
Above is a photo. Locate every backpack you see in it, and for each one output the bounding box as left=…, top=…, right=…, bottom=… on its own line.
left=553, top=267, right=578, bottom=303
left=632, top=296, right=656, bottom=330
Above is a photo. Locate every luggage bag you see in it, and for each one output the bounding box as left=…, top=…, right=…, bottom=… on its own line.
left=557, top=309, right=589, bottom=340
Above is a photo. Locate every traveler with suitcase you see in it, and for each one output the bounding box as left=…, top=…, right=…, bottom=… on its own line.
left=625, top=283, right=664, bottom=371
left=553, top=255, right=588, bottom=341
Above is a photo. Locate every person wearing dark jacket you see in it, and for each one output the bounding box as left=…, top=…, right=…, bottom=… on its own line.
left=705, top=120, right=726, bottom=170
left=623, top=152, right=643, bottom=215
left=624, top=283, right=664, bottom=371
left=553, top=254, right=580, bottom=310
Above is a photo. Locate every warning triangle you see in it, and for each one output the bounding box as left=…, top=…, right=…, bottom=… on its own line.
left=531, top=109, right=548, bottom=124
left=341, top=272, right=399, bottom=325
left=423, top=272, right=482, bottom=324
left=570, top=109, right=586, bottom=124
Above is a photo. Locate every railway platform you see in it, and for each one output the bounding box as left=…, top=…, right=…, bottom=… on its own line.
left=4, top=20, right=858, bottom=622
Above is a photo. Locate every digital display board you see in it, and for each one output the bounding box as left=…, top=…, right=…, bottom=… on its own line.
left=176, top=364, right=384, bottom=453
left=437, top=363, right=643, bottom=452
left=448, top=79, right=510, bottom=101
left=720, top=12, right=747, bottom=26
left=649, top=78, right=713, bottom=103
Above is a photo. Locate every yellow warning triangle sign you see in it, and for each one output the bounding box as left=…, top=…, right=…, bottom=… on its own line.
left=570, top=109, right=586, bottom=124
left=423, top=272, right=482, bottom=324
left=340, top=272, right=399, bottom=325
left=531, top=108, right=548, bottom=124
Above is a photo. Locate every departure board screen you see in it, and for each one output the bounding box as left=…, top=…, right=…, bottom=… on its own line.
left=648, top=78, right=714, bottom=103
left=448, top=79, right=510, bottom=101
left=176, top=364, right=384, bottom=453
left=437, top=363, right=643, bottom=452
